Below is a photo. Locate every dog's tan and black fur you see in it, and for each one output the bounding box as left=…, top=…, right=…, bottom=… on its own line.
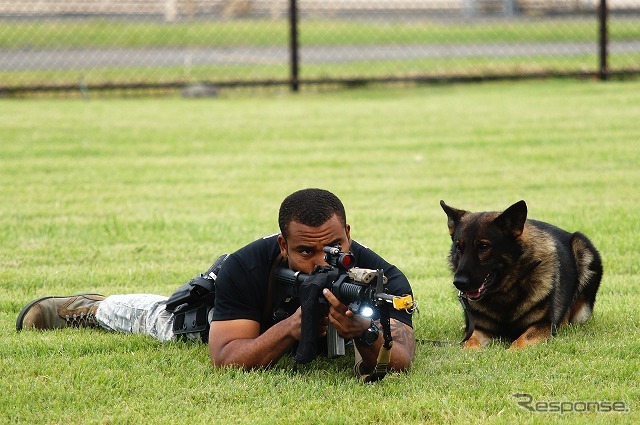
left=440, top=200, right=603, bottom=349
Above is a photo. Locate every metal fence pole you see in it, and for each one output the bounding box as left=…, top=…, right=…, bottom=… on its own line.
left=289, top=0, right=300, bottom=92
left=599, top=0, right=609, bottom=80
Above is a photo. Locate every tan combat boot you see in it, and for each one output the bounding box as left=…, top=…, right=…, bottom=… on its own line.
left=16, top=294, right=105, bottom=331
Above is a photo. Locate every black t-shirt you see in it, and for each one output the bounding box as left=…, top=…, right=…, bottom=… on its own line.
left=211, top=234, right=413, bottom=330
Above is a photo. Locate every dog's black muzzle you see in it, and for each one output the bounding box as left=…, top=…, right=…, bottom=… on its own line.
left=453, top=274, right=474, bottom=292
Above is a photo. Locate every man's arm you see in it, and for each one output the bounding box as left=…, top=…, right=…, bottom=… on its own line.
left=323, top=289, right=415, bottom=372
left=353, top=319, right=415, bottom=372
left=208, top=308, right=302, bottom=369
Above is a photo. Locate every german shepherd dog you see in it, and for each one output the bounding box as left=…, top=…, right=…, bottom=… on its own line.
left=440, top=200, right=603, bottom=349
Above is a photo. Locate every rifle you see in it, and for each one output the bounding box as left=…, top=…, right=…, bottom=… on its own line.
left=273, top=246, right=416, bottom=380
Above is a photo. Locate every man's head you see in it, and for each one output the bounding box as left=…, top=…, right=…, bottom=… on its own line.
left=278, top=188, right=347, bottom=238
left=277, top=188, right=351, bottom=274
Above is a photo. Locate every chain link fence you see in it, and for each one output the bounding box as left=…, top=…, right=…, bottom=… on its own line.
left=1, top=0, right=639, bottom=96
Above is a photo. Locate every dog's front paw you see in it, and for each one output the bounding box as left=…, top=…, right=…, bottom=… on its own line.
left=508, top=323, right=552, bottom=350
left=463, top=330, right=492, bottom=349
left=463, top=339, right=483, bottom=350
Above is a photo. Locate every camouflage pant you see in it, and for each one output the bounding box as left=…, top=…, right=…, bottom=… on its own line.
left=95, top=294, right=201, bottom=342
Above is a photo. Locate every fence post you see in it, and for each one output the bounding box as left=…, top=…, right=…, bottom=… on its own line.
left=289, top=0, right=300, bottom=92
left=598, top=0, right=608, bottom=80
left=165, top=0, right=177, bottom=22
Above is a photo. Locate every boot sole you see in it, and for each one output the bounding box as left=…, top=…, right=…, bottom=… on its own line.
left=16, top=293, right=104, bottom=331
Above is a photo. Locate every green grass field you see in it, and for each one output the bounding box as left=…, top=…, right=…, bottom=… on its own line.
left=4, top=18, right=639, bottom=49
left=1, top=79, right=639, bottom=423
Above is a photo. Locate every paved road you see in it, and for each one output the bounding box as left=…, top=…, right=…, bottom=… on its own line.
left=2, top=41, right=639, bottom=70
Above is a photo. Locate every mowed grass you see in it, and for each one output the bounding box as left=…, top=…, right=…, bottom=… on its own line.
left=0, top=79, right=639, bottom=424
left=3, top=18, right=639, bottom=49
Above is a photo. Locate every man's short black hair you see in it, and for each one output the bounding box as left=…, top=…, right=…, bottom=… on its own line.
left=278, top=188, right=347, bottom=239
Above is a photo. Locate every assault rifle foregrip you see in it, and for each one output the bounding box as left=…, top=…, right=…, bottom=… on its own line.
left=273, top=268, right=346, bottom=359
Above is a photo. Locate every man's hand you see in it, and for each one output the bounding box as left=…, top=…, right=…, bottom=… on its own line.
left=322, top=288, right=415, bottom=373
left=322, top=288, right=370, bottom=339
left=288, top=307, right=303, bottom=341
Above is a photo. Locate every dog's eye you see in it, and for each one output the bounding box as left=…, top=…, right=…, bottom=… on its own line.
left=454, top=242, right=463, bottom=254
left=477, top=242, right=491, bottom=253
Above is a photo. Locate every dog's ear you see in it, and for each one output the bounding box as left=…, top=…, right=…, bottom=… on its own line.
left=494, top=200, right=527, bottom=238
left=440, top=200, right=467, bottom=237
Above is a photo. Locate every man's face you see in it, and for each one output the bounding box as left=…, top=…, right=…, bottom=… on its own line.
left=278, top=214, right=351, bottom=274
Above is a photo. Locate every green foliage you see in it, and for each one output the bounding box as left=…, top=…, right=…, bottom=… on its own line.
left=1, top=80, right=639, bottom=423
